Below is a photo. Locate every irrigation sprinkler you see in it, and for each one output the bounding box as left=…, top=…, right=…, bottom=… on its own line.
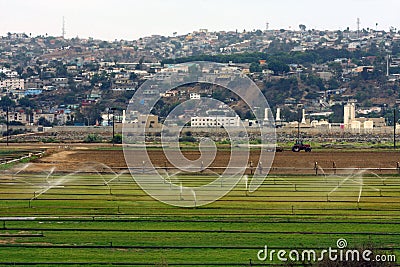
left=191, top=189, right=197, bottom=208
left=243, top=175, right=248, bottom=191
left=179, top=182, right=183, bottom=201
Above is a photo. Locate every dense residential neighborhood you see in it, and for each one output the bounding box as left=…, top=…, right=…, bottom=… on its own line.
left=1, top=27, right=400, bottom=135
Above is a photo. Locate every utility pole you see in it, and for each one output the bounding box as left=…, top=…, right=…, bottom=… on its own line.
left=107, top=108, right=110, bottom=126
left=6, top=107, right=9, bottom=146
left=394, top=108, right=397, bottom=149
left=297, top=109, right=301, bottom=141
left=112, top=114, right=115, bottom=146
left=111, top=108, right=116, bottom=146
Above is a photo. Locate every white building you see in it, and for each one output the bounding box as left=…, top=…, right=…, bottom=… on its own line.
left=1, top=110, right=67, bottom=125
left=189, top=93, right=201, bottom=100
left=343, top=103, right=356, bottom=128
left=0, top=68, right=18, bottom=78
left=343, top=102, right=384, bottom=131
left=0, top=78, right=25, bottom=90
left=191, top=116, right=241, bottom=128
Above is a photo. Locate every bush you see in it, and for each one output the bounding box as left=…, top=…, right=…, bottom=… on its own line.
left=40, top=137, right=58, bottom=143
left=83, top=134, right=102, bottom=143
left=2, top=128, right=26, bottom=136
left=179, top=136, right=196, bottom=143
left=111, top=134, right=122, bottom=144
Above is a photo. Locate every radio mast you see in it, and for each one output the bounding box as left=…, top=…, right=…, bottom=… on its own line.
left=62, top=16, right=66, bottom=38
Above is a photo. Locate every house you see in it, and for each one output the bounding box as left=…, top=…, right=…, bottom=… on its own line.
left=189, top=93, right=201, bottom=100
left=160, top=90, right=179, bottom=98
left=129, top=114, right=161, bottom=128
left=316, top=72, right=334, bottom=81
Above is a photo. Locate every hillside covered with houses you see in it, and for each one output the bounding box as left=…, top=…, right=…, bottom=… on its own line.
left=1, top=27, right=400, bottom=135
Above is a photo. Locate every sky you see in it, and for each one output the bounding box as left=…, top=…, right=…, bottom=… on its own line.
left=0, top=0, right=399, bottom=41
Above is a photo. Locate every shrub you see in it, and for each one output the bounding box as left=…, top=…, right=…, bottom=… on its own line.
left=83, top=134, right=102, bottom=143
left=179, top=136, right=196, bottom=143
left=111, top=134, right=122, bottom=144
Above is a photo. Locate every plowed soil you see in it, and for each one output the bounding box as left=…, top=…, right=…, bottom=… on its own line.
left=23, top=148, right=400, bottom=175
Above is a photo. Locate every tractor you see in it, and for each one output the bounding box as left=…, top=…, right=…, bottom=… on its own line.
left=292, top=141, right=312, bottom=152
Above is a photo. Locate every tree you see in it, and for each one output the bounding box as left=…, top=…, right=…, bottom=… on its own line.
left=19, top=97, right=36, bottom=109
left=267, top=60, right=290, bottom=74
left=329, top=104, right=344, bottom=123
left=327, top=78, right=340, bottom=90
left=299, top=24, right=307, bottom=32
left=0, top=96, right=16, bottom=109
left=111, top=134, right=122, bottom=144
left=38, top=117, right=52, bottom=127
left=56, top=64, right=68, bottom=77
left=129, top=72, right=137, bottom=81
left=136, top=57, right=145, bottom=70
left=250, top=62, right=262, bottom=73
left=23, top=67, right=36, bottom=78
left=15, top=66, right=23, bottom=76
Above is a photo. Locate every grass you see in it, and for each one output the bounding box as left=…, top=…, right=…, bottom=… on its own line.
left=0, top=169, right=399, bottom=265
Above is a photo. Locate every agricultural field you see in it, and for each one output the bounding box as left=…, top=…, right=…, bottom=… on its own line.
left=0, top=145, right=399, bottom=266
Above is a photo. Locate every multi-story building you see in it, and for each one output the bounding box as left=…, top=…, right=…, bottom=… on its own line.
left=0, top=78, right=24, bottom=90
left=191, top=116, right=241, bottom=128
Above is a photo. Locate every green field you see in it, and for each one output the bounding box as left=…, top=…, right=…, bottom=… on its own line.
left=0, top=168, right=399, bottom=266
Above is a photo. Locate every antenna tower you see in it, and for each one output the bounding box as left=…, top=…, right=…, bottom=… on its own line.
left=62, top=16, right=66, bottom=38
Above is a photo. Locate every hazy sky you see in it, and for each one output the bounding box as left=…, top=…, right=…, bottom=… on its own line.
left=1, top=0, right=399, bottom=40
